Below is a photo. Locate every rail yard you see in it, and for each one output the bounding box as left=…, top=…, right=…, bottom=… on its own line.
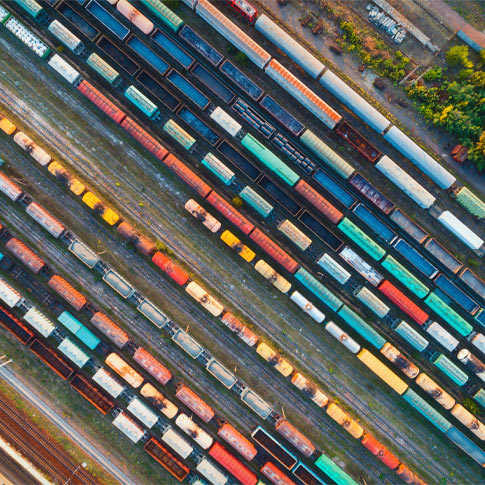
left=0, top=0, right=483, bottom=484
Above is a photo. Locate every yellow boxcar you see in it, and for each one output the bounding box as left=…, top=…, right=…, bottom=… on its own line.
left=48, top=161, right=85, bottom=196
left=357, top=349, right=408, bottom=395
left=220, top=230, right=255, bottom=262
left=82, top=191, right=119, bottom=225
left=254, top=259, right=291, bottom=293
left=0, top=117, right=16, bottom=135
left=326, top=403, right=363, bottom=439
left=256, top=342, right=293, bottom=377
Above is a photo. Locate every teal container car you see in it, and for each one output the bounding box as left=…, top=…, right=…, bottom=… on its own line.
left=382, top=255, right=430, bottom=298
left=241, top=133, right=299, bottom=187
left=86, top=53, right=122, bottom=87
left=337, top=305, right=386, bottom=349
left=394, top=320, right=429, bottom=351
left=432, top=354, right=468, bottom=386
left=140, top=0, right=183, bottom=32
left=13, top=0, right=47, bottom=21
left=240, top=186, right=273, bottom=218
left=202, top=152, right=235, bottom=185
left=337, top=218, right=386, bottom=261
left=424, top=292, right=473, bottom=337
left=403, top=389, right=452, bottom=432
left=124, top=85, right=160, bottom=119
left=315, top=453, right=359, bottom=485
left=294, top=267, right=343, bottom=312
left=163, top=119, right=195, bottom=150
left=57, top=311, right=100, bottom=350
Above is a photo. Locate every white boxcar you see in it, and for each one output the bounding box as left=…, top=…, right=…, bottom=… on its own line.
left=185, top=282, right=224, bottom=317
left=383, top=126, right=456, bottom=189
left=23, top=307, right=56, bottom=338
left=426, top=321, right=459, bottom=352
left=319, top=70, right=390, bottom=134
left=339, top=246, right=383, bottom=286
left=48, top=54, right=81, bottom=84
left=195, top=0, right=270, bottom=69
left=48, top=20, right=84, bottom=54
left=162, top=428, right=193, bottom=459
left=92, top=368, right=124, bottom=398
left=175, top=413, right=213, bottom=449
left=325, top=321, right=361, bottom=354
left=470, top=333, right=485, bottom=354
left=375, top=156, right=436, bottom=209
left=112, top=412, right=145, bottom=443
left=290, top=291, right=325, bottom=323
left=255, top=14, right=324, bottom=79
left=438, top=211, right=484, bottom=250
left=196, top=458, right=228, bottom=485
left=210, top=107, right=242, bottom=137
left=26, top=202, right=65, bottom=238
left=354, top=286, right=390, bottom=318
left=0, top=278, right=23, bottom=308
left=317, top=253, right=351, bottom=284
left=127, top=397, right=158, bottom=429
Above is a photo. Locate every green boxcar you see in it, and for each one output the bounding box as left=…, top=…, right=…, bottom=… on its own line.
left=473, top=388, right=485, bottom=408
left=0, top=4, right=10, bottom=24
left=240, top=186, right=273, bottom=218
left=300, top=129, right=355, bottom=179
left=382, top=255, right=430, bottom=298
left=394, top=320, right=429, bottom=351
left=315, top=453, right=359, bottom=485
left=454, top=187, right=485, bottom=219
left=202, top=152, right=235, bottom=185
left=402, top=389, right=452, bottom=432
left=241, top=133, right=299, bottom=187
left=424, top=292, right=473, bottom=337
left=432, top=354, right=468, bottom=386
left=295, top=267, right=343, bottom=311
left=337, top=304, right=386, bottom=349
left=337, top=218, right=386, bottom=261
left=86, top=53, right=122, bottom=87
left=13, top=0, right=46, bottom=20
left=163, top=119, right=195, bottom=150
left=124, top=85, right=159, bottom=119
left=140, top=0, right=183, bottom=32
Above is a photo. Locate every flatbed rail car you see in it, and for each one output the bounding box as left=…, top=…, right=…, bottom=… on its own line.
left=1, top=29, right=474, bottom=472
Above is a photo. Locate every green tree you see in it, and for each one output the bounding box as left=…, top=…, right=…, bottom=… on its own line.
left=445, top=45, right=471, bottom=67
left=234, top=51, right=249, bottom=67
left=462, top=398, right=480, bottom=415
left=423, top=66, right=442, bottom=82
left=231, top=196, right=243, bottom=209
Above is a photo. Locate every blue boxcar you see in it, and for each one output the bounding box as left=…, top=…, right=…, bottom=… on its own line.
left=393, top=239, right=439, bottom=279
left=434, top=274, right=480, bottom=315
left=402, top=389, right=452, bottom=432
left=353, top=203, right=397, bottom=244
left=313, top=170, right=356, bottom=209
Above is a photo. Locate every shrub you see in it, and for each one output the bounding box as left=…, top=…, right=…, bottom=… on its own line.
left=231, top=196, right=243, bottom=208
left=234, top=51, right=249, bottom=67
left=462, top=398, right=480, bottom=415
left=423, top=66, right=443, bottom=82
left=163, top=0, right=179, bottom=9
left=445, top=45, right=471, bottom=67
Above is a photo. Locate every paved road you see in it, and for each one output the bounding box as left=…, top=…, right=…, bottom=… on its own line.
left=0, top=366, right=134, bottom=485
left=415, top=0, right=485, bottom=48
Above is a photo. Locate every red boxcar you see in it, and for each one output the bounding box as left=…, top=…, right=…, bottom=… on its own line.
left=162, top=154, right=212, bottom=198
left=121, top=117, right=169, bottom=161
left=70, top=374, right=114, bottom=415
left=294, top=180, right=343, bottom=225
left=29, top=339, right=73, bottom=380
left=151, top=251, right=189, bottom=286
left=275, top=419, right=315, bottom=457
left=133, top=347, right=172, bottom=385
left=144, top=437, right=190, bottom=482
left=249, top=228, right=299, bottom=274
left=378, top=280, right=428, bottom=325
left=5, top=237, right=45, bottom=274
left=218, top=423, right=258, bottom=461
left=77, top=80, right=126, bottom=124
left=48, top=275, right=87, bottom=311
left=209, top=442, right=257, bottom=485
left=0, top=305, right=34, bottom=345
left=224, top=0, right=257, bottom=22
left=261, top=461, right=295, bottom=485
left=206, top=191, right=254, bottom=235
left=175, top=385, right=214, bottom=423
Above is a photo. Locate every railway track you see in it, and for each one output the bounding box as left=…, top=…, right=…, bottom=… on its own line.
left=0, top=81, right=455, bottom=481
left=0, top=195, right=399, bottom=484
left=0, top=396, right=95, bottom=485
